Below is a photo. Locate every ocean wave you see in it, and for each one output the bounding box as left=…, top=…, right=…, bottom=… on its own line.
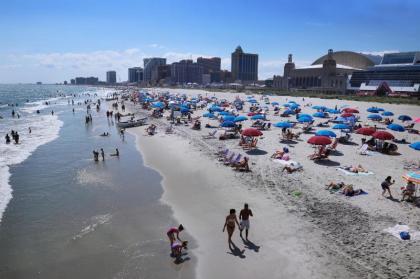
left=72, top=213, right=112, bottom=240
left=0, top=114, right=63, bottom=223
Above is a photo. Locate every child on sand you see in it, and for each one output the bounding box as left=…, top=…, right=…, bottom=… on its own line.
left=167, top=224, right=184, bottom=245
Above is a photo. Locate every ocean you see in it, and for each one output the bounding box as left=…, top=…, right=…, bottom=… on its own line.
left=0, top=85, right=194, bottom=278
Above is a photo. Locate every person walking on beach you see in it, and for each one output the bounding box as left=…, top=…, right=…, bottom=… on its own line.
left=100, top=148, right=105, bottom=161
left=239, top=203, right=253, bottom=241
left=381, top=176, right=395, bottom=199
left=223, top=209, right=240, bottom=248
left=167, top=224, right=184, bottom=246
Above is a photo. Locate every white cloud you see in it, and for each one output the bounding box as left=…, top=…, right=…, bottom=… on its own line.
left=360, top=50, right=399, bottom=56
left=148, top=43, right=166, bottom=49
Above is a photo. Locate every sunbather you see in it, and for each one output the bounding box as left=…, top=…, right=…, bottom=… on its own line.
left=234, top=157, right=250, bottom=172
left=342, top=164, right=367, bottom=173
left=341, top=184, right=365, bottom=197
left=325, top=181, right=345, bottom=190
left=282, top=162, right=302, bottom=173
left=401, top=181, right=416, bottom=202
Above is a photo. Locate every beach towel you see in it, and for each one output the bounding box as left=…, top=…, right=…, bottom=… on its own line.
left=273, top=159, right=300, bottom=167
left=383, top=224, right=420, bottom=241
left=336, top=168, right=374, bottom=176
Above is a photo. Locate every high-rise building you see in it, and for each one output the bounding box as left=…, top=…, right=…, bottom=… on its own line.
left=75, top=76, right=98, bottom=85
left=106, top=71, right=117, bottom=84
left=143, top=58, right=166, bottom=82
left=151, top=65, right=171, bottom=83
left=171, top=60, right=203, bottom=84
left=231, top=46, right=258, bottom=82
left=70, top=79, right=75, bottom=85
left=128, top=67, right=143, bottom=83
left=197, top=57, right=221, bottom=74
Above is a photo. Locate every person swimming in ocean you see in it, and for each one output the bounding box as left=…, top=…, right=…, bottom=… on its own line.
left=110, top=148, right=119, bottom=157
left=100, top=148, right=105, bottom=161
left=100, top=132, right=109, bottom=136
left=5, top=133, right=11, bottom=144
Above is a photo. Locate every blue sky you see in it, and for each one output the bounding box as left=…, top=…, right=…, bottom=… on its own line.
left=0, top=0, right=419, bottom=83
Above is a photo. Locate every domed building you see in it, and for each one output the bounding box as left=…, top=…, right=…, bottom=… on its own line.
left=273, top=49, right=362, bottom=94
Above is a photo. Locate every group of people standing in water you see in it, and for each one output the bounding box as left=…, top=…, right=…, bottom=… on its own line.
left=5, top=130, right=20, bottom=144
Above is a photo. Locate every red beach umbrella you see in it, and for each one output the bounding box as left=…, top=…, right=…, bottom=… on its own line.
left=356, top=127, right=376, bottom=136
left=241, top=128, right=263, bottom=137
left=372, top=131, right=394, bottom=140
left=342, top=108, right=359, bottom=113
left=341, top=113, right=354, bottom=118
left=307, top=136, right=332, bottom=145
left=247, top=112, right=257, bottom=116
left=414, top=118, right=420, bottom=123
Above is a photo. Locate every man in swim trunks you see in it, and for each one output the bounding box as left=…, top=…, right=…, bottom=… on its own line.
left=167, top=224, right=184, bottom=245
left=239, top=203, right=253, bottom=240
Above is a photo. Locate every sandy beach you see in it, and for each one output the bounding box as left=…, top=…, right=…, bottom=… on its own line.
left=127, top=88, right=420, bottom=279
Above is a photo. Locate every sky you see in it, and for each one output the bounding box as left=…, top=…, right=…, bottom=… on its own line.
left=0, top=0, right=419, bottom=83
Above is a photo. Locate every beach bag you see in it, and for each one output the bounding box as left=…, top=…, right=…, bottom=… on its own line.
left=400, top=231, right=410, bottom=240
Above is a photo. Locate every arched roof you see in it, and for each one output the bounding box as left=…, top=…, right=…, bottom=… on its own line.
left=312, top=51, right=375, bottom=70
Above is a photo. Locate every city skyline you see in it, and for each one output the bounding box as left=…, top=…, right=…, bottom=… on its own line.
left=1, top=0, right=419, bottom=83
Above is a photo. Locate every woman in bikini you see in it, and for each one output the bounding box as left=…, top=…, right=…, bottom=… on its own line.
left=222, top=209, right=240, bottom=247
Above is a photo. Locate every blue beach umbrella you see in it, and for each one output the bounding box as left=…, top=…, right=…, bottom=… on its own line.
left=312, top=105, right=326, bottom=110
left=313, top=112, right=326, bottom=118
left=376, top=107, right=385, bottom=111
left=248, top=99, right=258, bottom=103
left=398, top=115, right=412, bottom=121
left=328, top=109, right=341, bottom=114
left=222, top=115, right=235, bottom=122
left=367, top=107, right=380, bottom=113
left=271, top=102, right=279, bottom=106
left=283, top=109, right=294, bottom=115
left=288, top=101, right=297, bottom=104
left=180, top=107, right=190, bottom=113
left=409, top=142, right=420, bottom=151
left=387, top=123, right=405, bottom=132
left=234, top=116, right=248, bottom=122
left=382, top=111, right=394, bottom=116
left=220, top=121, right=236, bottom=128
left=333, top=124, right=350, bottom=130
left=152, top=101, right=165, bottom=108
left=298, top=117, right=313, bottom=123
left=298, top=114, right=312, bottom=119
left=203, top=112, right=215, bottom=118
left=219, top=111, right=232, bottom=116
left=210, top=106, right=223, bottom=112
left=274, top=122, right=293, bottom=128
left=283, top=103, right=291, bottom=107
left=251, top=114, right=265, bottom=120
left=368, top=114, right=382, bottom=120
left=315, top=130, right=337, bottom=138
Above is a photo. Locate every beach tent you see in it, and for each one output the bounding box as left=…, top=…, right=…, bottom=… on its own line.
left=307, top=136, right=332, bottom=145
left=234, top=116, right=248, bottom=122
left=398, top=115, right=412, bottom=122
left=333, top=124, right=350, bottom=130
left=368, top=114, right=382, bottom=121
left=372, top=131, right=394, bottom=140
left=409, top=142, right=420, bottom=151
left=382, top=111, right=394, bottom=116
left=315, top=130, right=337, bottom=138
left=274, top=122, right=293, bottom=128
left=241, top=128, right=263, bottom=137
left=356, top=127, right=376, bottom=136
left=387, top=123, right=405, bottom=132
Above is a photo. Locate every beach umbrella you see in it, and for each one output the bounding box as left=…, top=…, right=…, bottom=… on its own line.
left=220, top=121, right=236, bottom=128
left=283, top=103, right=291, bottom=107
left=372, top=131, right=394, bottom=140
left=376, top=107, right=385, bottom=111
left=313, top=112, right=326, bottom=118
left=414, top=118, right=420, bottom=123
left=341, top=113, right=354, bottom=118
left=152, top=101, right=165, bottom=108
left=368, top=114, right=382, bottom=121
left=203, top=112, right=216, bottom=118
left=180, top=107, right=190, bottom=113
left=222, top=115, right=235, bottom=122
left=289, top=104, right=300, bottom=109
left=298, top=114, right=312, bottom=118
left=312, top=105, right=326, bottom=110
left=274, top=122, right=293, bottom=128
left=248, top=99, right=258, bottom=103
left=283, top=109, right=294, bottom=115
left=298, top=117, right=313, bottom=123
left=234, top=116, right=248, bottom=122
left=367, top=107, right=380, bottom=113
left=409, top=142, right=420, bottom=151
left=342, top=108, right=359, bottom=113
left=247, top=112, right=257, bottom=116
left=387, top=123, right=405, bottom=132
left=251, top=114, right=266, bottom=120
left=333, top=117, right=347, bottom=123
left=382, top=111, right=394, bottom=116
left=356, top=127, right=376, bottom=136
left=241, top=128, right=263, bottom=137
left=271, top=102, right=279, bottom=106
left=210, top=106, right=223, bottom=112
left=288, top=101, right=297, bottom=104
left=327, top=109, right=341, bottom=114
left=307, top=136, right=332, bottom=145
left=398, top=115, right=412, bottom=122
left=333, top=124, right=350, bottom=130
left=402, top=172, right=420, bottom=184
left=315, top=130, right=337, bottom=138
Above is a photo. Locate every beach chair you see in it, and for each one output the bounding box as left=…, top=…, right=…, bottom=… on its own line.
left=217, top=148, right=229, bottom=158
left=226, top=153, right=242, bottom=166
left=328, top=139, right=338, bottom=151
left=165, top=125, right=174, bottom=134
left=203, top=130, right=217, bottom=139
left=357, top=144, right=369, bottom=155
left=311, top=149, right=331, bottom=161
left=223, top=152, right=235, bottom=164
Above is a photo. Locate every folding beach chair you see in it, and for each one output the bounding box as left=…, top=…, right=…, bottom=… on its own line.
left=203, top=130, right=217, bottom=139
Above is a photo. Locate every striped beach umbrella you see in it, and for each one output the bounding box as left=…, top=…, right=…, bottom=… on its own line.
left=402, top=172, right=420, bottom=184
